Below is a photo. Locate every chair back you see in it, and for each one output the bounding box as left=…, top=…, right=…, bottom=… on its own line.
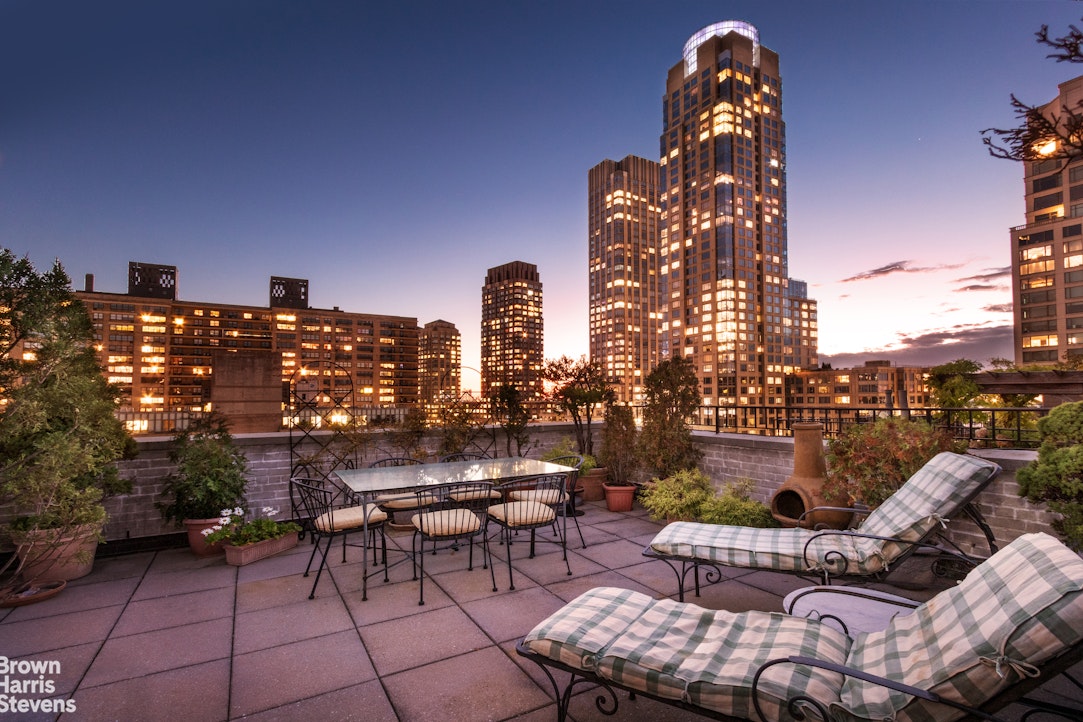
left=291, top=478, right=334, bottom=528
left=492, top=475, right=565, bottom=527
left=369, top=457, right=423, bottom=468
left=439, top=452, right=490, bottom=462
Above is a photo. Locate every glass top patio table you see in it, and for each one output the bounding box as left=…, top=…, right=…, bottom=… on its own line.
left=335, top=457, right=573, bottom=495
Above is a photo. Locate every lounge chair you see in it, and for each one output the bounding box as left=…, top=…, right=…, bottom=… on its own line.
left=517, top=532, right=1083, bottom=721
left=644, top=451, right=1001, bottom=599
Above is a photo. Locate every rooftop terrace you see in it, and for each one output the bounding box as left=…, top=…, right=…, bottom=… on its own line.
left=2, top=499, right=1080, bottom=721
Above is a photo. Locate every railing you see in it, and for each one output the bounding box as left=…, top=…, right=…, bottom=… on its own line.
left=690, top=405, right=1049, bottom=449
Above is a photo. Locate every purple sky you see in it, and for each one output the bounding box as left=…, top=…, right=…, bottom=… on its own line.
left=4, top=0, right=1082, bottom=383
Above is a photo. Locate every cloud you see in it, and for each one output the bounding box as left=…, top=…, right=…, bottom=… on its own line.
left=954, top=266, right=1011, bottom=284
left=954, top=284, right=1003, bottom=293
left=839, top=260, right=965, bottom=283
left=983, top=303, right=1014, bottom=313
left=819, top=323, right=1014, bottom=369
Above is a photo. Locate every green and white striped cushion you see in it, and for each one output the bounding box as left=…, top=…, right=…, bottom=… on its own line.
left=523, top=586, right=851, bottom=720
left=650, top=522, right=889, bottom=575
left=858, top=452, right=1000, bottom=560
left=838, top=532, right=1083, bottom=722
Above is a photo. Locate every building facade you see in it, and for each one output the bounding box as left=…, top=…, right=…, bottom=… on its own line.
left=419, top=319, right=461, bottom=418
left=1011, top=75, right=1083, bottom=366
left=588, top=155, right=661, bottom=404
left=658, top=21, right=817, bottom=417
left=480, top=260, right=544, bottom=400
left=786, top=360, right=930, bottom=410
left=78, top=262, right=420, bottom=432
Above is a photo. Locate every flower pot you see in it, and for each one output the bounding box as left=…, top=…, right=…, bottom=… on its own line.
left=581, top=467, right=608, bottom=502
left=11, top=524, right=101, bottom=582
left=223, top=533, right=299, bottom=566
left=184, top=518, right=226, bottom=556
left=603, top=483, right=636, bottom=512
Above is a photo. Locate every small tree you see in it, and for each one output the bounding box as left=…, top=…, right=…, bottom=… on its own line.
left=599, top=403, right=638, bottom=485
left=158, top=413, right=249, bottom=524
left=637, top=356, right=703, bottom=478
left=542, top=355, right=614, bottom=458
left=926, top=359, right=983, bottom=408
left=489, top=384, right=530, bottom=457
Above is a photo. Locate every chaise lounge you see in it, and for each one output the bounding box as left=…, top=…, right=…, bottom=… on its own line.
left=644, top=451, right=1001, bottom=600
left=517, top=532, right=1083, bottom=721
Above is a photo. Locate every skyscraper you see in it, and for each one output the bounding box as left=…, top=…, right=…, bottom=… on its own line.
left=659, top=21, right=816, bottom=415
left=1011, top=75, right=1083, bottom=366
left=480, top=261, right=544, bottom=400
left=588, top=155, right=661, bottom=404
left=419, top=319, right=461, bottom=413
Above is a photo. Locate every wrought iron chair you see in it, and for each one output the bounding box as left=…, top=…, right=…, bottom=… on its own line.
left=543, top=454, right=586, bottom=549
left=367, top=457, right=432, bottom=522
left=290, top=475, right=360, bottom=543
left=410, top=481, right=497, bottom=605
left=487, top=475, right=572, bottom=590
left=291, top=478, right=388, bottom=600
left=368, top=457, right=423, bottom=468
left=438, top=451, right=490, bottom=462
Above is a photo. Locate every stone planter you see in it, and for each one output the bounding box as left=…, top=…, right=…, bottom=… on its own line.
left=603, top=483, right=636, bottom=512
left=11, top=524, right=101, bottom=583
left=580, top=467, right=608, bottom=502
left=184, top=518, right=226, bottom=556
left=223, top=533, right=299, bottom=566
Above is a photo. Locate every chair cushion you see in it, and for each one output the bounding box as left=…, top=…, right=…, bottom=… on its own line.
left=523, top=586, right=851, bottom=720
left=314, top=503, right=387, bottom=532
left=376, top=492, right=439, bottom=510
left=413, top=509, right=482, bottom=537
left=509, top=488, right=567, bottom=505
left=489, top=500, right=555, bottom=527
left=858, top=452, right=999, bottom=562
left=449, top=488, right=502, bottom=502
left=650, top=521, right=888, bottom=575
left=839, top=532, right=1083, bottom=721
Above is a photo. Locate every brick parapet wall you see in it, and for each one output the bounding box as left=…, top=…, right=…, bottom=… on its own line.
left=95, top=426, right=1055, bottom=557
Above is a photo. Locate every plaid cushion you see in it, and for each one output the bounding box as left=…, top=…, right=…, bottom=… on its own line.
left=650, top=522, right=889, bottom=575
left=858, top=452, right=999, bottom=561
left=523, top=586, right=851, bottom=720
left=839, top=532, right=1083, bottom=722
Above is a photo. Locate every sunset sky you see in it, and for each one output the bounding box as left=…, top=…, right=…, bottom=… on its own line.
left=4, top=0, right=1082, bottom=384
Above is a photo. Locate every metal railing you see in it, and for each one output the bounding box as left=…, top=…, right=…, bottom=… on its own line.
left=689, top=405, right=1048, bottom=449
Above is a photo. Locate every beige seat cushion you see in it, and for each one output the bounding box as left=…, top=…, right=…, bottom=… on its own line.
left=510, top=488, right=567, bottom=505
left=314, top=503, right=387, bottom=532
left=376, top=492, right=438, bottom=510
left=413, top=509, right=482, bottom=536
left=489, top=500, right=555, bottom=527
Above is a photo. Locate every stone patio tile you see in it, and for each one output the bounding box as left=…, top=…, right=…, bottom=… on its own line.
left=426, top=561, right=501, bottom=603
left=234, top=542, right=312, bottom=584
left=112, top=586, right=234, bottom=637
left=341, top=574, right=454, bottom=627
left=590, top=515, right=666, bottom=540
left=0, top=604, right=123, bottom=658
left=229, top=630, right=376, bottom=718
left=576, top=538, right=660, bottom=570
left=144, top=547, right=232, bottom=574
left=462, top=586, right=568, bottom=644
left=381, top=646, right=550, bottom=722
left=72, top=659, right=230, bottom=722
left=130, top=562, right=237, bottom=600
left=234, top=594, right=354, bottom=654
left=361, top=604, right=492, bottom=676
left=11, top=641, right=100, bottom=698
left=238, top=680, right=396, bottom=722
left=691, top=578, right=790, bottom=614
left=540, top=569, right=660, bottom=604
left=82, top=617, right=233, bottom=687
left=236, top=571, right=324, bottom=614
left=71, top=551, right=154, bottom=585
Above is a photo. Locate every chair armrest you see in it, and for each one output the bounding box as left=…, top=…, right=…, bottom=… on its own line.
left=801, top=529, right=977, bottom=578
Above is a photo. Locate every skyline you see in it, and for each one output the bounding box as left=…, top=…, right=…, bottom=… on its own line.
left=5, top=1, right=1083, bottom=385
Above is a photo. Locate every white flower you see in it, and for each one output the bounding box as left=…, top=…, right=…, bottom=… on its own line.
left=233, top=507, right=244, bottom=516
left=219, top=516, right=232, bottom=525
left=262, top=507, right=279, bottom=516
left=220, top=509, right=233, bottom=517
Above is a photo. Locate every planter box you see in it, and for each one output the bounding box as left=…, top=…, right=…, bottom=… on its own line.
left=223, top=533, right=299, bottom=566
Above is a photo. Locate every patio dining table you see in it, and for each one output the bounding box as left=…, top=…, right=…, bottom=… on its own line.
left=335, top=458, right=574, bottom=599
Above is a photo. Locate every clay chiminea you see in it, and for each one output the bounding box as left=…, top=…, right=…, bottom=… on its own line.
left=770, top=422, right=851, bottom=529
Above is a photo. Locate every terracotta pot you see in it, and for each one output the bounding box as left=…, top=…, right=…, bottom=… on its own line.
left=184, top=518, right=226, bottom=556
left=580, top=468, right=608, bottom=501
left=223, top=533, right=298, bottom=566
left=603, top=483, right=635, bottom=512
left=770, top=423, right=851, bottom=529
left=11, top=524, right=101, bottom=582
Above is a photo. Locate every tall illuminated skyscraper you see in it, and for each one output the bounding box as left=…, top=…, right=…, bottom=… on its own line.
left=588, top=155, right=661, bottom=404
left=420, top=319, right=461, bottom=412
left=480, top=261, right=544, bottom=400
left=660, top=21, right=816, bottom=414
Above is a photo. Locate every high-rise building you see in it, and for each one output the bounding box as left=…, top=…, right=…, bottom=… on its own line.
left=1011, top=75, right=1083, bottom=366
left=588, top=155, right=661, bottom=404
left=78, top=262, right=420, bottom=432
left=659, top=21, right=817, bottom=416
left=419, top=319, right=461, bottom=415
left=480, top=261, right=544, bottom=400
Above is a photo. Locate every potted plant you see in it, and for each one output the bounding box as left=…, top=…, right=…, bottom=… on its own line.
left=600, top=404, right=640, bottom=510
left=824, top=417, right=964, bottom=507
left=203, top=506, right=301, bottom=566
left=157, top=412, right=249, bottom=555
left=636, top=356, right=703, bottom=479
left=541, top=437, right=604, bottom=500
left=0, top=252, right=135, bottom=602
left=1017, top=401, right=1083, bottom=550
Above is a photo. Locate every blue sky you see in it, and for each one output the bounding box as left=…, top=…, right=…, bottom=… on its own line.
left=4, top=0, right=1083, bottom=383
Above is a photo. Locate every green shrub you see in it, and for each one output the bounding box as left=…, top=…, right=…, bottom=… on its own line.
left=640, top=471, right=776, bottom=527
left=825, top=417, right=964, bottom=506
left=698, top=482, right=779, bottom=528
left=1017, top=401, right=1083, bottom=550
